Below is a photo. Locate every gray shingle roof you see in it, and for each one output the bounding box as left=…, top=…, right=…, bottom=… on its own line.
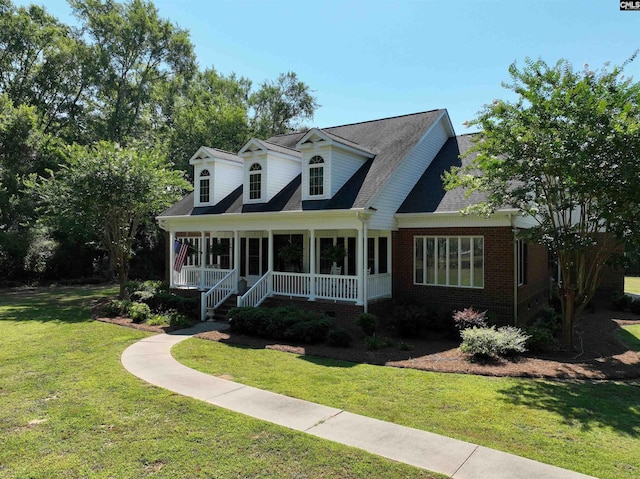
left=397, top=134, right=487, bottom=214
left=200, top=147, right=242, bottom=163
left=268, top=109, right=446, bottom=209
left=161, top=109, right=448, bottom=217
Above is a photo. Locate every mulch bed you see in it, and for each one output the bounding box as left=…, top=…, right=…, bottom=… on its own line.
left=193, top=307, right=640, bottom=380
left=95, top=302, right=640, bottom=380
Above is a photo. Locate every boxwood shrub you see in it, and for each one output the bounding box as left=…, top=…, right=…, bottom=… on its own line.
left=227, top=306, right=331, bottom=343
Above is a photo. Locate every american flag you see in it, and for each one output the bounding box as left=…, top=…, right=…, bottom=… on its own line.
left=173, top=240, right=189, bottom=273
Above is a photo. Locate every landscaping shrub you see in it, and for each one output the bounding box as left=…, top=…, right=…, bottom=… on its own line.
left=392, top=302, right=428, bottom=337
left=452, top=307, right=488, bottom=331
left=630, top=298, right=640, bottom=316
left=228, top=306, right=331, bottom=343
left=356, top=313, right=378, bottom=336
left=129, top=302, right=151, bottom=323
left=364, top=336, right=391, bottom=351
left=460, top=326, right=529, bottom=360
left=147, top=313, right=170, bottom=326
left=168, top=310, right=193, bottom=330
left=104, top=299, right=132, bottom=317
left=284, top=318, right=331, bottom=343
left=532, top=305, right=562, bottom=335
left=525, top=326, right=558, bottom=353
left=327, top=327, right=353, bottom=347
left=130, top=280, right=163, bottom=302
left=611, top=291, right=632, bottom=311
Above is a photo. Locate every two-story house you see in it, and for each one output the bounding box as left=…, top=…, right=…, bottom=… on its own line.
left=158, top=109, right=553, bottom=323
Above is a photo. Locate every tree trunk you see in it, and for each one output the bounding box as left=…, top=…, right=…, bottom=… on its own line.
left=561, top=289, right=576, bottom=350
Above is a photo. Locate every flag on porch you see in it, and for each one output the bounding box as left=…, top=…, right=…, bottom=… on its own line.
left=173, top=240, right=189, bottom=273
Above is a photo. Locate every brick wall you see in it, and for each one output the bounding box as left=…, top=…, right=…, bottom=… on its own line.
left=393, top=226, right=544, bottom=323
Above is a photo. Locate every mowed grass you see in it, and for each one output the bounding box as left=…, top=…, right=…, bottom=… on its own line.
left=625, top=276, right=640, bottom=294
left=0, top=286, right=442, bottom=479
left=619, top=324, right=640, bottom=352
left=174, top=337, right=640, bottom=479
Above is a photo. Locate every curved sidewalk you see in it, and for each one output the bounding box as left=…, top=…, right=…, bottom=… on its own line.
left=121, top=323, right=595, bottom=479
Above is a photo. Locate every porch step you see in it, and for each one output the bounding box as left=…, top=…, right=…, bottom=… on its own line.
left=209, top=294, right=238, bottom=321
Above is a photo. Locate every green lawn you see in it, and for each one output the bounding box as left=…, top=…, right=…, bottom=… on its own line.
left=0, top=286, right=441, bottom=479
left=625, top=276, right=640, bottom=294
left=174, top=336, right=640, bottom=479
left=619, top=324, right=640, bottom=352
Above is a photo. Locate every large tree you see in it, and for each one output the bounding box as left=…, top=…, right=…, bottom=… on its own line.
left=69, top=0, right=196, bottom=145
left=0, top=1, right=95, bottom=142
left=166, top=68, right=251, bottom=175
left=445, top=55, right=640, bottom=349
left=33, top=141, right=191, bottom=297
left=250, top=71, right=319, bottom=138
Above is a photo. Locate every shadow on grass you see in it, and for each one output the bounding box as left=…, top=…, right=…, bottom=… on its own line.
left=0, top=285, right=115, bottom=324
left=498, top=379, right=640, bottom=437
left=212, top=332, right=360, bottom=368
left=618, top=327, right=640, bottom=352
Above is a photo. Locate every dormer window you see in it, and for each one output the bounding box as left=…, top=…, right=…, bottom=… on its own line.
left=309, top=156, right=324, bottom=196
left=249, top=163, right=262, bottom=200
left=199, top=169, right=211, bottom=203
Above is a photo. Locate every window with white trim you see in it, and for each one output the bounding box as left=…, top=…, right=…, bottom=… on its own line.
left=517, top=239, right=528, bottom=286
left=249, top=163, right=262, bottom=200
left=309, top=155, right=324, bottom=196
left=414, top=236, right=484, bottom=288
left=199, top=169, right=210, bottom=203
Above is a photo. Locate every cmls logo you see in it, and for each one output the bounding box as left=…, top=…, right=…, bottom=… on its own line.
left=621, top=1, right=640, bottom=9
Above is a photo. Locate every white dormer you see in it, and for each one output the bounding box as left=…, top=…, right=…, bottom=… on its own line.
left=239, top=139, right=302, bottom=204
left=297, top=129, right=375, bottom=201
left=189, top=146, right=243, bottom=207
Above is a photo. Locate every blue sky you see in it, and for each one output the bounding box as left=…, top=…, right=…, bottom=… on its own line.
left=17, top=0, right=640, bottom=134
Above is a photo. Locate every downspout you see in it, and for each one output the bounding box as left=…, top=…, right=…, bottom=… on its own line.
left=357, top=212, right=369, bottom=313
left=512, top=216, right=518, bottom=326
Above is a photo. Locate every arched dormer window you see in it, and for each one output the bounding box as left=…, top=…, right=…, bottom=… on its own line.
left=199, top=169, right=211, bottom=203
left=309, top=155, right=324, bottom=196
left=249, top=163, right=262, bottom=200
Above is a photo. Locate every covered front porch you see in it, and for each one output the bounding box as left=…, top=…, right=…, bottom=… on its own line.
left=169, top=225, right=392, bottom=320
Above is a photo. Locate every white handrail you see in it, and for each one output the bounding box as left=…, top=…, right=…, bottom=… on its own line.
left=237, top=271, right=272, bottom=308
left=200, top=269, right=236, bottom=321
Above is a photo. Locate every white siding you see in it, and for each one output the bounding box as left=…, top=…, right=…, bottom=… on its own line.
left=330, top=148, right=367, bottom=196
left=368, top=117, right=450, bottom=230
left=212, top=161, right=243, bottom=205
left=300, top=144, right=331, bottom=201
left=265, top=154, right=301, bottom=201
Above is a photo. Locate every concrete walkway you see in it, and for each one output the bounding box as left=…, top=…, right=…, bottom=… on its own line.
left=121, top=323, right=596, bottom=479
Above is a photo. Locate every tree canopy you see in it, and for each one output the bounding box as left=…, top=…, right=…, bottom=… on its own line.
left=445, top=54, right=640, bottom=348
left=0, top=0, right=319, bottom=284
left=33, top=142, right=191, bottom=297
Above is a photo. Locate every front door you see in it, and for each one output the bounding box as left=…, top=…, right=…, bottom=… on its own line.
left=240, top=237, right=268, bottom=285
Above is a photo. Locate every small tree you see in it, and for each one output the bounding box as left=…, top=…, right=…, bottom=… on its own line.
left=445, top=54, right=640, bottom=349
left=33, top=141, right=190, bottom=298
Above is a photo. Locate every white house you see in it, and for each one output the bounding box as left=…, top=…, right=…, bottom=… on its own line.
left=158, top=110, right=554, bottom=322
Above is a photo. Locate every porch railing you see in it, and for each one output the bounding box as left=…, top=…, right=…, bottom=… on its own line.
left=272, top=272, right=311, bottom=297
left=315, top=274, right=358, bottom=301
left=173, top=266, right=232, bottom=289
left=173, top=266, right=201, bottom=288
left=367, top=273, right=392, bottom=300
left=200, top=269, right=237, bottom=321
left=237, top=271, right=272, bottom=308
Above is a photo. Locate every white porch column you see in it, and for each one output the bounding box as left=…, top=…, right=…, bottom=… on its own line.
left=356, top=226, right=363, bottom=305
left=309, top=229, right=316, bottom=300
left=169, top=230, right=175, bottom=288
left=363, top=222, right=368, bottom=313
left=268, top=230, right=274, bottom=295
left=234, top=230, right=240, bottom=288
left=200, top=232, right=206, bottom=289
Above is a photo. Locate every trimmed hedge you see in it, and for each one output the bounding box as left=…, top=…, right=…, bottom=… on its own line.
left=227, top=306, right=330, bottom=344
